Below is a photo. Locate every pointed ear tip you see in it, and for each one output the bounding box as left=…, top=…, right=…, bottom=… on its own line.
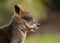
left=14, top=4, right=20, bottom=14
left=14, top=4, right=20, bottom=10
left=14, top=5, right=18, bottom=8
left=14, top=4, right=21, bottom=9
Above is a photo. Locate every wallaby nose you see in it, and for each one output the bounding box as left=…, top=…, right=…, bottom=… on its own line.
left=37, top=23, right=40, bottom=27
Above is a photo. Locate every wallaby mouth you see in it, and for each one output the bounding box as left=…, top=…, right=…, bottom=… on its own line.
left=32, top=23, right=40, bottom=31
left=25, top=23, right=40, bottom=31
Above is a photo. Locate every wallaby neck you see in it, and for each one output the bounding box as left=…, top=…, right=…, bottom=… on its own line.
left=20, top=31, right=27, bottom=43
left=9, top=18, right=27, bottom=43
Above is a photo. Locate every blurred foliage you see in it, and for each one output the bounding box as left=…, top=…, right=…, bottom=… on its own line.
left=42, top=0, right=60, bottom=10
left=26, top=34, right=60, bottom=43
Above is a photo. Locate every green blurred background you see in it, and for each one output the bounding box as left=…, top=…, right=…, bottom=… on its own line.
left=0, top=0, right=60, bottom=43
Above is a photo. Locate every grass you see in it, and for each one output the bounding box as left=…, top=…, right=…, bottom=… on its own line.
left=25, top=34, right=60, bottom=43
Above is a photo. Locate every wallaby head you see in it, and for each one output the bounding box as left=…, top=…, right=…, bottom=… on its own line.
left=13, top=5, right=40, bottom=32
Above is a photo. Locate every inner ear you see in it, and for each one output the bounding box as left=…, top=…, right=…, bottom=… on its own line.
left=14, top=5, right=20, bottom=14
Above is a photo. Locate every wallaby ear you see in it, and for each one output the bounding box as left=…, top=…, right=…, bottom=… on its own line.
left=14, top=5, right=20, bottom=14
left=14, top=5, right=26, bottom=18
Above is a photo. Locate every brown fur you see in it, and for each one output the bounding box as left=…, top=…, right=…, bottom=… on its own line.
left=0, top=5, right=39, bottom=43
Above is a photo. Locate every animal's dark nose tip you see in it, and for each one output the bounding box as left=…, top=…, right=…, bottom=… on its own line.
left=37, top=24, right=40, bottom=27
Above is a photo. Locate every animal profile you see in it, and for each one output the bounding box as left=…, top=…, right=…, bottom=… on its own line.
left=0, top=5, right=40, bottom=43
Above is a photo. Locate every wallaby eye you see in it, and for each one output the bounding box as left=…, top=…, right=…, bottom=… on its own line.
left=23, top=16, right=33, bottom=22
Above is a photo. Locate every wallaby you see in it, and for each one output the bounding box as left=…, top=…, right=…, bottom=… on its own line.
left=0, top=5, right=40, bottom=43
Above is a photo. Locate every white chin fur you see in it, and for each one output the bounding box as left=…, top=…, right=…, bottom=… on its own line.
left=26, top=23, right=37, bottom=28
left=26, top=23, right=39, bottom=32
left=30, top=29, right=35, bottom=32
